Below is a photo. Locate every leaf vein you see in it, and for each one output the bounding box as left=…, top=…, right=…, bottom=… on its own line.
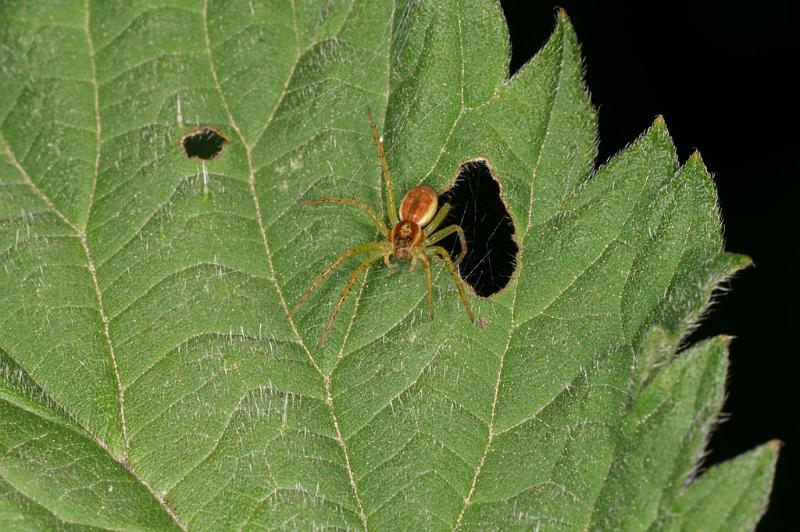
left=201, top=2, right=368, bottom=526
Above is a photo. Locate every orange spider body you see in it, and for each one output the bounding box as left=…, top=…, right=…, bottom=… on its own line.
left=290, top=112, right=475, bottom=346
left=389, top=220, right=422, bottom=261
left=389, top=185, right=437, bottom=261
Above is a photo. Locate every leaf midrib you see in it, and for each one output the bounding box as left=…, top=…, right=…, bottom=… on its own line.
left=0, top=5, right=188, bottom=527
left=0, top=138, right=186, bottom=529
left=452, top=24, right=568, bottom=529
left=200, top=0, right=369, bottom=528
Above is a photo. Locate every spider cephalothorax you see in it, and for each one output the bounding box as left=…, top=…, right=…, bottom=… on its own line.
left=290, top=111, right=475, bottom=346
left=389, top=219, right=421, bottom=261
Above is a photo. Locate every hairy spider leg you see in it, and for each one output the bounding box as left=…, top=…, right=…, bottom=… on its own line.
left=289, top=241, right=389, bottom=317
left=419, top=252, right=434, bottom=318
left=431, top=245, right=475, bottom=322
left=383, top=251, right=399, bottom=270
left=424, top=202, right=451, bottom=236
left=367, top=108, right=399, bottom=225
left=300, top=197, right=388, bottom=236
left=408, top=254, right=418, bottom=272
left=426, top=224, right=468, bottom=266
left=319, top=251, right=384, bottom=347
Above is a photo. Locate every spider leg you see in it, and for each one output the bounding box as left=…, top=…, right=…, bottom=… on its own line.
left=289, top=241, right=388, bottom=317
left=383, top=252, right=398, bottom=269
left=318, top=251, right=383, bottom=347
left=300, top=197, right=388, bottom=236
left=419, top=252, right=434, bottom=319
left=367, top=108, right=399, bottom=225
left=430, top=245, right=475, bottom=323
left=426, top=224, right=468, bottom=266
left=423, top=202, right=451, bottom=236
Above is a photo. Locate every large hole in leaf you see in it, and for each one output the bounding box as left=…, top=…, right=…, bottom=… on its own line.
left=438, top=160, right=518, bottom=297
left=181, top=126, right=228, bottom=160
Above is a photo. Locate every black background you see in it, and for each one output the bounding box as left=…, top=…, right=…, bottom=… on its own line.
left=498, top=1, right=798, bottom=530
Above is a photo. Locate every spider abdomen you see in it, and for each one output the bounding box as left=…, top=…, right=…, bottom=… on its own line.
left=400, top=185, right=438, bottom=226
left=390, top=220, right=423, bottom=260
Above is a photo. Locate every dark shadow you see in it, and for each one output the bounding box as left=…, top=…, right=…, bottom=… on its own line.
left=438, top=160, right=518, bottom=297
left=181, top=126, right=228, bottom=160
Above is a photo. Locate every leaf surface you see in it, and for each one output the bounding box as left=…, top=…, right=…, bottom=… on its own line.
left=0, top=1, right=776, bottom=530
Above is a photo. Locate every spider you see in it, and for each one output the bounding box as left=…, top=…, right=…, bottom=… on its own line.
left=289, top=110, right=475, bottom=346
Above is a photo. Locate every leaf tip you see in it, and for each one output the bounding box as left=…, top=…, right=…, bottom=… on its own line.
left=646, top=114, right=671, bottom=142
left=752, top=439, right=782, bottom=474
left=685, top=148, right=713, bottom=177
left=641, top=113, right=676, bottom=155
left=553, top=6, right=578, bottom=38
left=767, top=439, right=783, bottom=452
left=722, top=252, right=754, bottom=272
left=554, top=6, right=578, bottom=41
left=713, top=334, right=734, bottom=349
left=738, top=254, right=755, bottom=269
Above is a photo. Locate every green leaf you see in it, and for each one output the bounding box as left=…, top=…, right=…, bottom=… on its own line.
left=0, top=1, right=776, bottom=530
left=665, top=441, right=779, bottom=532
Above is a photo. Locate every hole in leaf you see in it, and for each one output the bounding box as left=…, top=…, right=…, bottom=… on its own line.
left=438, top=159, right=519, bottom=297
left=181, top=126, right=228, bottom=160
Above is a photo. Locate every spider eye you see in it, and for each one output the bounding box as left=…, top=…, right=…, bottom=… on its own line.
left=400, top=185, right=438, bottom=226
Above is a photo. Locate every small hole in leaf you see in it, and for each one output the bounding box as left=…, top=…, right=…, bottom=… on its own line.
left=181, top=126, right=228, bottom=160
left=439, top=159, right=519, bottom=297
